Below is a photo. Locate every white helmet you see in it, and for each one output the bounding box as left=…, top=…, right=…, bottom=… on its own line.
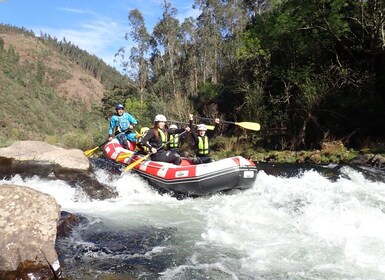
left=197, top=124, right=207, bottom=131
left=169, top=124, right=177, bottom=129
left=154, top=114, right=167, bottom=122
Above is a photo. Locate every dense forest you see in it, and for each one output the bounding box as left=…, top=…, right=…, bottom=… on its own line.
left=112, top=0, right=385, bottom=151
left=1, top=0, right=384, bottom=154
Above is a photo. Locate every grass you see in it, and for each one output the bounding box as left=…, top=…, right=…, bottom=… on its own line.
left=210, top=136, right=370, bottom=164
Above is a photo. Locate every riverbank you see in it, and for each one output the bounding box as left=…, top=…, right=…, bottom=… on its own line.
left=212, top=139, right=385, bottom=168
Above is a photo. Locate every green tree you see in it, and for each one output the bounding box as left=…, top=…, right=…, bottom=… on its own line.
left=118, top=9, right=151, bottom=104
left=152, top=0, right=181, bottom=99
left=238, top=0, right=383, bottom=149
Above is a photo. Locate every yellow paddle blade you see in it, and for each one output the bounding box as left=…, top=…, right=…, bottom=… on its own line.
left=124, top=154, right=150, bottom=172
left=206, top=125, right=215, bottom=130
left=234, top=122, right=261, bottom=131
left=116, top=151, right=135, bottom=161
left=84, top=146, right=99, bottom=157
left=84, top=140, right=109, bottom=157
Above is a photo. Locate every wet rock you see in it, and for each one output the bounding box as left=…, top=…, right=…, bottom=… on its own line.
left=0, top=184, right=61, bottom=277
left=53, top=166, right=118, bottom=200
left=57, top=211, right=82, bottom=238
left=0, top=260, right=58, bottom=280
left=369, top=154, right=385, bottom=169
left=0, top=141, right=118, bottom=200
left=349, top=154, right=385, bottom=170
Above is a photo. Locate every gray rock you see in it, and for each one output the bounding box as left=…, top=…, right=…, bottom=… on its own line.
left=0, top=141, right=118, bottom=200
left=0, top=140, right=89, bottom=170
left=349, top=154, right=385, bottom=170
left=0, top=184, right=61, bottom=274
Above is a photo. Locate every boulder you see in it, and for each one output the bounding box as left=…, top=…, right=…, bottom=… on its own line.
left=0, top=140, right=89, bottom=170
left=349, top=154, right=385, bottom=170
left=369, top=154, right=385, bottom=169
left=0, top=141, right=118, bottom=200
left=57, top=211, right=82, bottom=238
left=0, top=184, right=61, bottom=277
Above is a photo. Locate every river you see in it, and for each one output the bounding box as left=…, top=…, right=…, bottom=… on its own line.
left=2, top=162, right=385, bottom=279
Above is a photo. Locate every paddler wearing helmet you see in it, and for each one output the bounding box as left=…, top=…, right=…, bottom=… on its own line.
left=108, top=103, right=138, bottom=150
left=189, top=113, right=220, bottom=164
left=140, top=114, right=190, bottom=165
left=167, top=123, right=188, bottom=156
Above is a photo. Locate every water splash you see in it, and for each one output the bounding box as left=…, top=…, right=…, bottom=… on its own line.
left=2, top=164, right=385, bottom=279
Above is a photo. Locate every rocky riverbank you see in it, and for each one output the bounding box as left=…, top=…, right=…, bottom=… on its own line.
left=0, top=141, right=118, bottom=279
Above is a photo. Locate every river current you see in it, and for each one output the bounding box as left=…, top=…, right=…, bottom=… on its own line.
left=2, top=162, right=385, bottom=279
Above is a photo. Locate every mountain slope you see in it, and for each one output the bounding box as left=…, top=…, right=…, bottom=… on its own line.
left=0, top=24, right=129, bottom=148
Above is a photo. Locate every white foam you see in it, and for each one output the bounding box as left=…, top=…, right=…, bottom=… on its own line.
left=2, top=165, right=385, bottom=278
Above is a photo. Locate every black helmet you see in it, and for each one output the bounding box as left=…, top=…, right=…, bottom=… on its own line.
left=115, top=103, right=124, bottom=110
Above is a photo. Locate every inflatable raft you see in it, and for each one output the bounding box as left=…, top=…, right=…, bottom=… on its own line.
left=103, top=139, right=257, bottom=196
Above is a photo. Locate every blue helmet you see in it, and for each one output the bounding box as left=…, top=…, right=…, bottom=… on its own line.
left=115, top=103, right=124, bottom=110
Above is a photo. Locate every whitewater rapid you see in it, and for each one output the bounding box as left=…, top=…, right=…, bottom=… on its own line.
left=2, top=164, right=385, bottom=279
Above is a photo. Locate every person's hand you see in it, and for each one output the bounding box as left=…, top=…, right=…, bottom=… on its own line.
left=185, top=127, right=191, bottom=132
left=189, top=114, right=193, bottom=121
left=215, top=118, right=220, bottom=124
left=151, top=147, right=157, bottom=154
left=108, top=136, right=113, bottom=141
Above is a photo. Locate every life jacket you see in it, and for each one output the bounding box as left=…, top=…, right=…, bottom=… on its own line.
left=169, top=134, right=179, bottom=148
left=135, top=127, right=150, bottom=153
left=158, top=129, right=168, bottom=146
left=136, top=136, right=149, bottom=153
left=197, top=135, right=209, bottom=155
left=116, top=114, right=130, bottom=132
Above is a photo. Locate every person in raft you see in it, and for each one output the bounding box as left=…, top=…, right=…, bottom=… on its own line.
left=135, top=126, right=150, bottom=154
left=141, top=114, right=190, bottom=165
left=108, top=103, right=138, bottom=151
left=189, top=113, right=220, bottom=164
left=167, top=123, right=188, bottom=156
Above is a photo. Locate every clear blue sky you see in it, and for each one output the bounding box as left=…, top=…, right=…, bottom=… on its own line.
left=0, top=0, right=198, bottom=70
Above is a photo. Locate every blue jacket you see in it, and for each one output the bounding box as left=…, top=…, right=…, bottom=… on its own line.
left=108, top=112, right=137, bottom=142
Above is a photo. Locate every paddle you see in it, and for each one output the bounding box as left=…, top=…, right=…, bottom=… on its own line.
left=84, top=140, right=110, bottom=157
left=84, top=129, right=132, bottom=157
left=123, top=130, right=187, bottom=172
left=116, top=151, right=135, bottom=161
left=168, top=120, right=215, bottom=130
left=195, top=117, right=261, bottom=131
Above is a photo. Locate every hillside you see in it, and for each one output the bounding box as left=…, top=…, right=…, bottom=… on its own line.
left=0, top=24, right=131, bottom=149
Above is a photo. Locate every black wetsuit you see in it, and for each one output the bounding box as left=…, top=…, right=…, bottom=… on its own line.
left=189, top=120, right=218, bottom=164
left=142, top=127, right=185, bottom=165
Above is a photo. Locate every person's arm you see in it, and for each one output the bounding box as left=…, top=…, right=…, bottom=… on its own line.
left=142, top=129, right=158, bottom=154
left=124, top=113, right=138, bottom=131
left=208, top=118, right=220, bottom=138
left=188, top=114, right=194, bottom=130
left=168, top=127, right=190, bottom=134
left=188, top=114, right=198, bottom=142
left=108, top=116, right=116, bottom=141
left=126, top=113, right=138, bottom=125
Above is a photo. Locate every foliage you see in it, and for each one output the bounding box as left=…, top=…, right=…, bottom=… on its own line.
left=0, top=24, right=111, bottom=149
left=124, top=97, right=151, bottom=126
left=236, top=0, right=385, bottom=150
left=2, top=0, right=385, bottom=158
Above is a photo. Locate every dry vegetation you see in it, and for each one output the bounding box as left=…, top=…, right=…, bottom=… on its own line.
left=1, top=31, right=105, bottom=108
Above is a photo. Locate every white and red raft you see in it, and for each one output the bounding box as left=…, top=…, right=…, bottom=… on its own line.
left=103, top=139, right=257, bottom=197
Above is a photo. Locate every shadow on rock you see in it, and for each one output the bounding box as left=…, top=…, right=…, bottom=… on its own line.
left=0, top=156, right=118, bottom=200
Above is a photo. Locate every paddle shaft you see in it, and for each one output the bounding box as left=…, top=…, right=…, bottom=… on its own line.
left=168, top=120, right=215, bottom=130
left=194, top=117, right=260, bottom=131
left=195, top=116, right=235, bottom=125
left=84, top=129, right=133, bottom=157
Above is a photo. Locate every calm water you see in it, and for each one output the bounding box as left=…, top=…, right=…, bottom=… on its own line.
left=2, top=163, right=385, bottom=279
